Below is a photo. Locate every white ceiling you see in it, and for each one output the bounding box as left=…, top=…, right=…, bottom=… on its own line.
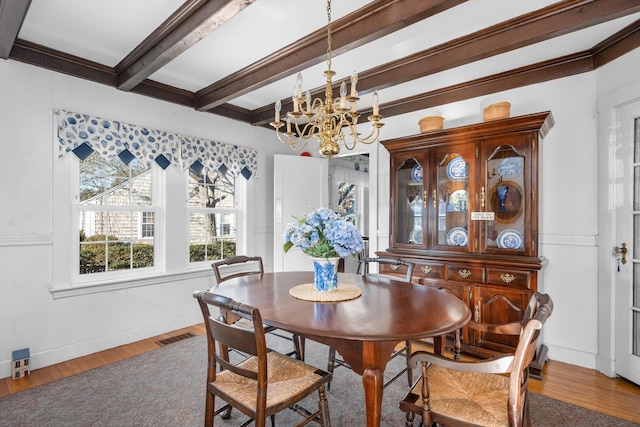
left=9, top=0, right=640, bottom=140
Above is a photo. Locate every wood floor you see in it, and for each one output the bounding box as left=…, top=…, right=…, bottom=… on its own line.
left=1, top=324, right=639, bottom=424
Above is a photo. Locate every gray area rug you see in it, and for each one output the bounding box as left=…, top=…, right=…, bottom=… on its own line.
left=0, top=333, right=637, bottom=426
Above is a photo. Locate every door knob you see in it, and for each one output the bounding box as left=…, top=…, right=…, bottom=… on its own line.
left=613, top=242, right=627, bottom=264
left=613, top=242, right=627, bottom=270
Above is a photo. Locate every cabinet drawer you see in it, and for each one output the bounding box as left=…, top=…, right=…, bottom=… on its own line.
left=412, top=262, right=444, bottom=280
left=445, top=264, right=484, bottom=283
left=378, top=262, right=412, bottom=279
left=486, top=268, right=530, bottom=288
left=424, top=279, right=470, bottom=303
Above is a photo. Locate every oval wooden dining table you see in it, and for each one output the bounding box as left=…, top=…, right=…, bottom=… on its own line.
left=213, top=271, right=471, bottom=427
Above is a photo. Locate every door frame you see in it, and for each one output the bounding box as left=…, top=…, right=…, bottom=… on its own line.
left=596, top=79, right=640, bottom=377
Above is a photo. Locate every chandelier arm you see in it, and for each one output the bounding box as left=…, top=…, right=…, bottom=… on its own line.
left=274, top=129, right=311, bottom=151
left=309, top=97, right=325, bottom=115
left=349, top=123, right=381, bottom=145
left=293, top=121, right=319, bottom=139
left=342, top=135, right=358, bottom=151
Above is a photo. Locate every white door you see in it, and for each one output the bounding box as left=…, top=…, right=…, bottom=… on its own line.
left=614, top=98, right=640, bottom=385
left=273, top=155, right=328, bottom=272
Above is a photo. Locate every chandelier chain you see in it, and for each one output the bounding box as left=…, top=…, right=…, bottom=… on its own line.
left=326, top=0, right=332, bottom=71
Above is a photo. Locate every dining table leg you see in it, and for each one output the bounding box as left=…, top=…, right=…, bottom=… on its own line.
left=361, top=341, right=400, bottom=427
left=308, top=337, right=401, bottom=426
left=362, top=365, right=384, bottom=426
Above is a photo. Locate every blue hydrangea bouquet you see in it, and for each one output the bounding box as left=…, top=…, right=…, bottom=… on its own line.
left=283, top=207, right=364, bottom=291
left=283, top=207, right=364, bottom=258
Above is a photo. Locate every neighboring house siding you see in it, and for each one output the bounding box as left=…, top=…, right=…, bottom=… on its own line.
left=81, top=171, right=152, bottom=243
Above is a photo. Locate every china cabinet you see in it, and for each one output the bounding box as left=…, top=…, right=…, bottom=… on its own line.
left=378, top=112, right=553, bottom=378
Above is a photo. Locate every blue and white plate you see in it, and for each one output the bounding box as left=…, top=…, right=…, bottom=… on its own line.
left=497, top=157, right=523, bottom=175
left=496, top=229, right=524, bottom=249
left=411, top=164, right=423, bottom=182
left=446, top=227, right=468, bottom=246
left=409, top=229, right=423, bottom=244
left=446, top=157, right=468, bottom=180
left=447, top=189, right=468, bottom=211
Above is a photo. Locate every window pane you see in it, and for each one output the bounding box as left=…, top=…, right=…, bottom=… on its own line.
left=78, top=209, right=154, bottom=274
left=634, top=311, right=640, bottom=356
left=635, top=118, right=640, bottom=163
left=133, top=243, right=154, bottom=269
left=189, top=213, right=236, bottom=262
left=635, top=262, right=640, bottom=309
left=80, top=153, right=151, bottom=206
left=108, top=241, right=131, bottom=271
left=188, top=169, right=235, bottom=208
left=635, top=166, right=640, bottom=212
left=141, top=212, right=154, bottom=238
left=79, top=242, right=106, bottom=274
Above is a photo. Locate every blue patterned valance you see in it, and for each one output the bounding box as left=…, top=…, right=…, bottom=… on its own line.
left=181, top=136, right=257, bottom=180
left=56, top=110, right=258, bottom=179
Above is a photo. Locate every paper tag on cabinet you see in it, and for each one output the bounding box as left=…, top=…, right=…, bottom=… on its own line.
left=471, top=212, right=495, bottom=221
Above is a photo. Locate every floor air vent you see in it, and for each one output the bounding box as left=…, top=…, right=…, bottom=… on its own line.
left=155, top=332, right=195, bottom=346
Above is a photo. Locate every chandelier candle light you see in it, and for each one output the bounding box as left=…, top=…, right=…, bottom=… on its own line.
left=270, top=0, right=384, bottom=158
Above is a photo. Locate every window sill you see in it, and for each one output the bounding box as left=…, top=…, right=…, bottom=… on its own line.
left=49, top=268, right=212, bottom=299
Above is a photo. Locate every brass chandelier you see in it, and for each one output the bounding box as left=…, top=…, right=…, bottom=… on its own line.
left=269, top=0, right=384, bottom=158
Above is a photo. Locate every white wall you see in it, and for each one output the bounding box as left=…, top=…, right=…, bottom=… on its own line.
left=0, top=60, right=292, bottom=377
left=2, top=46, right=639, bottom=378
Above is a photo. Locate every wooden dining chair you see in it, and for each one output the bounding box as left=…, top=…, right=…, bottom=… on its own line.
left=406, top=282, right=465, bottom=386
left=357, top=256, right=415, bottom=282
left=327, top=257, right=415, bottom=389
left=400, top=292, right=553, bottom=427
left=212, top=255, right=304, bottom=360
left=212, top=255, right=264, bottom=284
left=193, top=291, right=332, bottom=427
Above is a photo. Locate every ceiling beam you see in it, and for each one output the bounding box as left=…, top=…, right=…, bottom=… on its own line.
left=116, top=0, right=256, bottom=91
left=252, top=0, right=640, bottom=125
left=10, top=39, right=116, bottom=85
left=360, top=0, right=640, bottom=92
left=592, top=18, right=640, bottom=67
left=380, top=52, right=595, bottom=120
left=0, top=0, right=31, bottom=59
left=195, top=0, right=468, bottom=111
left=252, top=17, right=640, bottom=128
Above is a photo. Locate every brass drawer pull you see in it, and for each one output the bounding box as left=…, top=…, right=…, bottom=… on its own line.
left=458, top=269, right=472, bottom=279
left=500, top=273, right=516, bottom=283
left=474, top=303, right=479, bottom=322
left=422, top=266, right=432, bottom=274
left=390, top=264, right=400, bottom=271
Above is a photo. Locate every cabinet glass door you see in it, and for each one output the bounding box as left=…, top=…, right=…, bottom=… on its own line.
left=434, top=149, right=471, bottom=250
left=483, top=145, right=525, bottom=252
left=395, top=157, right=424, bottom=246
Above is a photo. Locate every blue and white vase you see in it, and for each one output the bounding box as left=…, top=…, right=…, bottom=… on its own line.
left=310, top=257, right=340, bottom=292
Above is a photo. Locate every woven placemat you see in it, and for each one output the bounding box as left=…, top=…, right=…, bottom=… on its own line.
left=289, top=283, right=362, bottom=302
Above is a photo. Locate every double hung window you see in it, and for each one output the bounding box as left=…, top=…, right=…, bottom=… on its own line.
left=78, top=152, right=157, bottom=275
